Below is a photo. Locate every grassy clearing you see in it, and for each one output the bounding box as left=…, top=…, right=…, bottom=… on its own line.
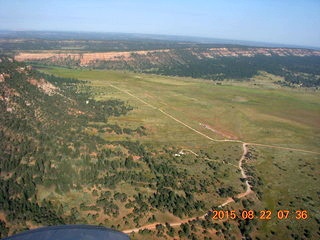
left=41, top=67, right=320, bottom=238
left=248, top=147, right=320, bottom=239
left=42, top=67, right=320, bottom=151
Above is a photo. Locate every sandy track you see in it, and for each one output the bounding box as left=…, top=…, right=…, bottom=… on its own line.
left=109, top=84, right=242, bottom=143
left=109, top=84, right=319, bottom=155
left=248, top=142, right=320, bottom=155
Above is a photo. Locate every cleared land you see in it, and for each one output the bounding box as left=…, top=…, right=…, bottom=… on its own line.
left=42, top=67, right=320, bottom=150
left=41, top=67, right=320, bottom=239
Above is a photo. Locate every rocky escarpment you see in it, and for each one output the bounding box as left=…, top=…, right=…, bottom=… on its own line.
left=14, top=48, right=320, bottom=87
left=14, top=47, right=320, bottom=67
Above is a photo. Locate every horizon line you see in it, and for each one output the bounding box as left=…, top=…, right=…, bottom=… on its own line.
left=0, top=29, right=319, bottom=50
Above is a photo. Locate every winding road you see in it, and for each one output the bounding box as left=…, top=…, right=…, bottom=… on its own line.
left=108, top=84, right=319, bottom=234
left=123, top=142, right=252, bottom=234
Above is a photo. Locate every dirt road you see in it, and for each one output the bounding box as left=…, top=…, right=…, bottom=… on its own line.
left=109, top=84, right=319, bottom=234
left=123, top=142, right=253, bottom=234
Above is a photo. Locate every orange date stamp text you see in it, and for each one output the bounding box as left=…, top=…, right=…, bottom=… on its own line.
left=211, top=209, right=308, bottom=220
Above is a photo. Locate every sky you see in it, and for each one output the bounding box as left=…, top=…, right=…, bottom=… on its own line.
left=1, top=0, right=320, bottom=47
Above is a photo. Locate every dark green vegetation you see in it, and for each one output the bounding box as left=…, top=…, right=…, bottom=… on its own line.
left=1, top=47, right=319, bottom=240
left=42, top=66, right=319, bottom=240
left=0, top=57, right=133, bottom=236
left=0, top=58, right=242, bottom=239
left=25, top=53, right=320, bottom=88
left=2, top=33, right=320, bottom=88
left=0, top=38, right=180, bottom=52
left=0, top=33, right=236, bottom=53
left=23, top=52, right=320, bottom=88
left=152, top=54, right=320, bottom=87
left=0, top=31, right=257, bottom=52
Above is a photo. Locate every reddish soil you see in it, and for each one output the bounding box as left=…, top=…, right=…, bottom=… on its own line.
left=199, top=123, right=238, bottom=139
left=15, top=49, right=171, bottom=66
left=27, top=78, right=58, bottom=95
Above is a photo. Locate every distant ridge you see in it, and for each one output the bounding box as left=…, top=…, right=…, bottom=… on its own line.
left=0, top=30, right=319, bottom=50
left=1, top=30, right=319, bottom=87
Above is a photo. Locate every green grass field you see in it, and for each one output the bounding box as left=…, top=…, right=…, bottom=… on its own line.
left=41, top=67, right=320, bottom=239
left=42, top=67, right=320, bottom=150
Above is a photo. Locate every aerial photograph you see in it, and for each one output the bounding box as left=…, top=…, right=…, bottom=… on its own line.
left=0, top=0, right=319, bottom=239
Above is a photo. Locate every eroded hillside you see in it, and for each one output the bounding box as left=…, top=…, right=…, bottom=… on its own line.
left=0, top=57, right=138, bottom=236
left=1, top=56, right=320, bottom=239
left=14, top=47, right=320, bottom=87
left=14, top=47, right=320, bottom=66
left=0, top=57, right=241, bottom=239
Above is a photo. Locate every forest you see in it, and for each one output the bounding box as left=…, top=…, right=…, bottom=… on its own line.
left=0, top=31, right=247, bottom=52
left=153, top=54, right=320, bottom=87
left=3, top=32, right=319, bottom=88
left=1, top=53, right=319, bottom=239
left=21, top=51, right=320, bottom=87
left=0, top=56, right=135, bottom=236
left=0, top=57, right=218, bottom=238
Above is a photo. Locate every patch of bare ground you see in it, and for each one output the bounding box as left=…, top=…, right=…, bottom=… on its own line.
left=15, top=49, right=171, bottom=66
left=15, top=52, right=81, bottom=62
left=0, top=73, right=9, bottom=82
left=104, top=144, right=117, bottom=150
left=67, top=108, right=85, bottom=116
left=25, top=221, right=42, bottom=231
left=0, top=86, right=22, bottom=113
left=0, top=171, right=14, bottom=180
left=80, top=52, right=133, bottom=65
left=123, top=143, right=253, bottom=234
left=0, top=212, right=7, bottom=223
left=27, top=78, right=58, bottom=95
left=1, top=85, right=20, bottom=99
left=199, top=123, right=238, bottom=139
left=132, top=155, right=141, bottom=160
